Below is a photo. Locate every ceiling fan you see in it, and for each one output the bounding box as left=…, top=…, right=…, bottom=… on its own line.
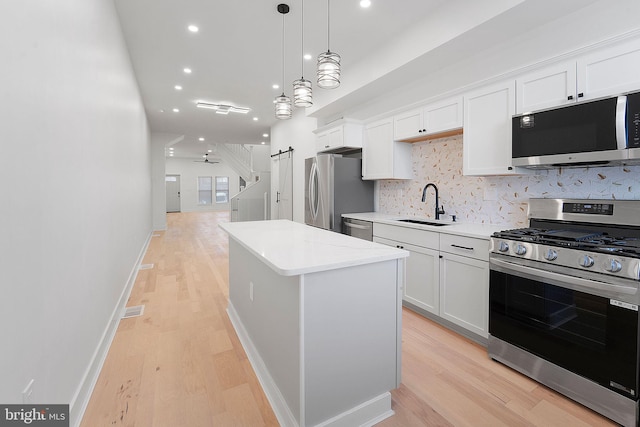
left=194, top=153, right=220, bottom=165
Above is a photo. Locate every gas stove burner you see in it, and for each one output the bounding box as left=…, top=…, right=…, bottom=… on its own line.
left=538, top=230, right=604, bottom=242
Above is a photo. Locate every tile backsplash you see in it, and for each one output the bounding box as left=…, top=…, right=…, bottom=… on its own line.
left=378, top=134, right=640, bottom=228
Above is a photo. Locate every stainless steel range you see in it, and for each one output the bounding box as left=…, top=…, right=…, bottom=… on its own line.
left=489, top=198, right=640, bottom=427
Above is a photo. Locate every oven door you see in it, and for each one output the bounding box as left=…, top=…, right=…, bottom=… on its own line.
left=489, top=255, right=639, bottom=400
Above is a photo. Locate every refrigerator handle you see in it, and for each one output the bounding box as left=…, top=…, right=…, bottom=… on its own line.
left=309, top=162, right=317, bottom=220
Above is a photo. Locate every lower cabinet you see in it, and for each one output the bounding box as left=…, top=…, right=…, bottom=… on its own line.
left=374, top=237, right=439, bottom=315
left=374, top=223, right=490, bottom=340
left=439, top=252, right=489, bottom=338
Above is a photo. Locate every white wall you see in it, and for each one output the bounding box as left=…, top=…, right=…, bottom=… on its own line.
left=250, top=144, right=271, bottom=173
left=0, top=0, right=151, bottom=425
left=270, top=109, right=317, bottom=222
left=165, top=158, right=241, bottom=212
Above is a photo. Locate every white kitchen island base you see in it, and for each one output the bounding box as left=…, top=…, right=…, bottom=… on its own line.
left=220, top=221, right=407, bottom=427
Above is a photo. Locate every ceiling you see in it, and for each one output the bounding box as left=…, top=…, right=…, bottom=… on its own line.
left=113, top=0, right=600, bottom=160
left=113, top=0, right=450, bottom=158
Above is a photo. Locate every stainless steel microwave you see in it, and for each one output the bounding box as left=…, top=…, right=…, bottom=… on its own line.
left=512, top=91, right=640, bottom=168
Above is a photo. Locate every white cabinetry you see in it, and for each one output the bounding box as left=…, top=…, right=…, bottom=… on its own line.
left=314, top=120, right=363, bottom=153
left=463, top=80, right=520, bottom=176
left=439, top=234, right=489, bottom=339
left=374, top=223, right=490, bottom=340
left=374, top=224, right=439, bottom=315
left=516, top=38, right=640, bottom=114
left=394, top=96, right=463, bottom=141
left=363, top=117, right=412, bottom=180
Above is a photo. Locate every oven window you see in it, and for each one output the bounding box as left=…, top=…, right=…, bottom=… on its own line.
left=490, top=270, right=639, bottom=398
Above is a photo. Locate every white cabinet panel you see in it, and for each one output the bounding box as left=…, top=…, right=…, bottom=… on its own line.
left=440, top=252, right=489, bottom=338
left=463, top=80, right=521, bottom=176
left=393, top=109, right=423, bottom=141
left=374, top=236, right=440, bottom=316
left=516, top=61, right=576, bottom=113
left=578, top=38, right=640, bottom=101
left=394, top=97, right=463, bottom=141
left=424, top=96, right=463, bottom=135
left=314, top=120, right=362, bottom=153
left=363, top=118, right=412, bottom=180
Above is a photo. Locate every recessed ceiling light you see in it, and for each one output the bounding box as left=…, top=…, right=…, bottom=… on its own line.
left=208, top=149, right=212, bottom=153
left=173, top=108, right=179, bottom=112
left=262, top=133, right=269, bottom=138
left=261, top=141, right=265, bottom=145
left=174, top=85, right=182, bottom=90
left=303, top=54, right=312, bottom=60
left=253, top=117, right=258, bottom=121
left=188, top=25, right=199, bottom=33
left=183, top=68, right=192, bottom=74
left=169, top=147, right=174, bottom=150
left=360, top=0, right=371, bottom=8
left=199, top=137, right=205, bottom=141
left=169, top=153, right=174, bottom=156
left=272, top=84, right=279, bottom=89
left=159, top=109, right=165, bottom=113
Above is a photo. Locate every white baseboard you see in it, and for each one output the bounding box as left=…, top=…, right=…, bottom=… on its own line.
left=68, top=230, right=153, bottom=427
left=227, top=303, right=394, bottom=427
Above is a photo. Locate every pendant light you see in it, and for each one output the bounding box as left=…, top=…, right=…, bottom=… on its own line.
left=275, top=4, right=292, bottom=120
left=293, top=0, right=312, bottom=107
left=317, top=0, right=341, bottom=89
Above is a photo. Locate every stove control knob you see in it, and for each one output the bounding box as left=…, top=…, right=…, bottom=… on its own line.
left=605, top=259, right=622, bottom=273
left=579, top=255, right=594, bottom=268
left=498, top=242, right=509, bottom=252
left=544, top=249, right=558, bottom=261
left=515, top=244, right=527, bottom=256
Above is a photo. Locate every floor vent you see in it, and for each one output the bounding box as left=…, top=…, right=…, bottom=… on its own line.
left=122, top=305, right=145, bottom=319
left=139, top=264, right=154, bottom=270
left=152, top=233, right=161, bottom=237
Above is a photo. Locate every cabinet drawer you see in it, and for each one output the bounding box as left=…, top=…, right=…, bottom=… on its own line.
left=439, top=233, right=488, bottom=261
left=373, top=223, right=439, bottom=249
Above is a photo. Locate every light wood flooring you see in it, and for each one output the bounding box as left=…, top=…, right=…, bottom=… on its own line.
left=81, top=211, right=616, bottom=427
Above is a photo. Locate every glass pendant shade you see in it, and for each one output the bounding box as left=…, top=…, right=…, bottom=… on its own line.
left=275, top=93, right=292, bottom=119
left=293, top=78, right=313, bottom=107
left=317, top=51, right=341, bottom=89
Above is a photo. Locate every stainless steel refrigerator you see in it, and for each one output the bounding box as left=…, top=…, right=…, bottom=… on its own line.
left=304, top=154, right=374, bottom=232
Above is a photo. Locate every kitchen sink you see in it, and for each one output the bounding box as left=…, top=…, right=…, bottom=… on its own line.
left=396, top=218, right=452, bottom=227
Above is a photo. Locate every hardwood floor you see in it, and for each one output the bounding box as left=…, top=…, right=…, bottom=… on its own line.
left=81, top=211, right=616, bottom=427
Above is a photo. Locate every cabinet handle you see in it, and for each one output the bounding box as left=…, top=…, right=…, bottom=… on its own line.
left=451, top=244, right=474, bottom=251
left=418, top=130, right=422, bottom=133
left=567, top=95, right=574, bottom=100
left=578, top=93, right=584, bottom=98
left=325, top=145, right=330, bottom=148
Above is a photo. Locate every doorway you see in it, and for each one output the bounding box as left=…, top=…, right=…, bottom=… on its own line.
left=166, top=174, right=181, bottom=213
left=276, top=153, right=293, bottom=220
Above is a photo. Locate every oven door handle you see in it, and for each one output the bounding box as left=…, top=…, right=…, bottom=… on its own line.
left=490, top=257, right=638, bottom=297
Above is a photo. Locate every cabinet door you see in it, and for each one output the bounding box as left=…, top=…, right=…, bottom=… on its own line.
left=439, top=252, right=489, bottom=338
left=516, top=61, right=577, bottom=113
left=363, top=118, right=394, bottom=179
left=374, top=237, right=440, bottom=315
left=578, top=38, right=640, bottom=101
left=393, top=108, right=423, bottom=140
left=463, top=80, right=520, bottom=176
left=424, top=96, right=463, bottom=134
left=316, top=130, right=330, bottom=152
left=327, top=127, right=343, bottom=148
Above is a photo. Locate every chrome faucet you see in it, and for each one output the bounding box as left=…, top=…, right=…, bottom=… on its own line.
left=422, top=183, right=445, bottom=220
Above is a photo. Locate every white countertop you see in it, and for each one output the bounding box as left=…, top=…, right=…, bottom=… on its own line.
left=342, top=212, right=507, bottom=240
left=220, top=220, right=408, bottom=276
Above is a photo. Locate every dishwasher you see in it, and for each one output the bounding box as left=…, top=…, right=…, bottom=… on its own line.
left=342, top=217, right=373, bottom=241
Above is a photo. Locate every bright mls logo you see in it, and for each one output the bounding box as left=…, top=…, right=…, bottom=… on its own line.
left=1, top=405, right=68, bottom=426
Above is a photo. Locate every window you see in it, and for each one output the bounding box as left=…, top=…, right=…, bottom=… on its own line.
left=216, top=176, right=229, bottom=203
left=197, top=176, right=212, bottom=205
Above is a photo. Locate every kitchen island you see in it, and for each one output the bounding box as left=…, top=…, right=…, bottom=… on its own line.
left=219, top=220, right=408, bottom=427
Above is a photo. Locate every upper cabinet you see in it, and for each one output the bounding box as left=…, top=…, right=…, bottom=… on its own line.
left=394, top=96, right=463, bottom=142
left=314, top=119, right=363, bottom=154
left=363, top=117, right=412, bottom=180
left=516, top=38, right=640, bottom=114
left=463, top=80, right=521, bottom=176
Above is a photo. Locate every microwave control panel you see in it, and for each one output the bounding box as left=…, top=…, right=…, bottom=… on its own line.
left=629, top=92, right=640, bottom=148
